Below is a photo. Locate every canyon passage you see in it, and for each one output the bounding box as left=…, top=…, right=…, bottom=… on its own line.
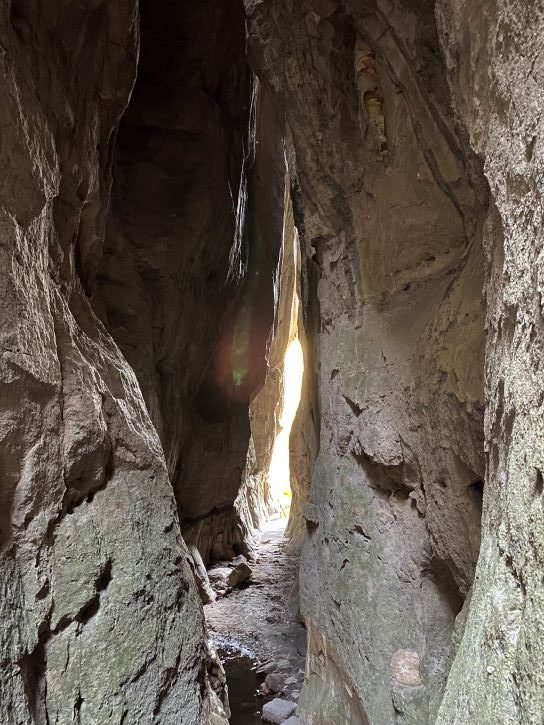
left=1, top=1, right=544, bottom=724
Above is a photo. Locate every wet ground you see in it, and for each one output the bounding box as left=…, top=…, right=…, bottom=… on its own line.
left=217, top=649, right=265, bottom=724
left=206, top=519, right=306, bottom=722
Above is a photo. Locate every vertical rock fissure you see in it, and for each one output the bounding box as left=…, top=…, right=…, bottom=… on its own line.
left=244, top=1, right=488, bottom=722
left=4, top=2, right=544, bottom=724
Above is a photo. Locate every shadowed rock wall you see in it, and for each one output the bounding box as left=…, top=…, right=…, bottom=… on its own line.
left=0, top=2, right=220, bottom=723
left=245, top=1, right=488, bottom=721
left=236, top=174, right=316, bottom=554
left=3, top=1, right=543, bottom=723
left=93, top=1, right=285, bottom=565
left=435, top=3, right=544, bottom=722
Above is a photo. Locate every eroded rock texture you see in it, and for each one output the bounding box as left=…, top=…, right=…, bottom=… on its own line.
left=237, top=180, right=313, bottom=553
left=0, top=2, right=221, bottom=723
left=93, top=1, right=285, bottom=565
left=435, top=3, right=544, bottom=722
left=3, top=0, right=544, bottom=723
left=246, top=1, right=488, bottom=722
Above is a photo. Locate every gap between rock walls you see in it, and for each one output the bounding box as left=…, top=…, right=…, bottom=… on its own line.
left=2, top=1, right=543, bottom=725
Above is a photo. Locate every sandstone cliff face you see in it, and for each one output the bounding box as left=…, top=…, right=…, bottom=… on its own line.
left=0, top=3, right=220, bottom=723
left=245, top=1, right=488, bottom=722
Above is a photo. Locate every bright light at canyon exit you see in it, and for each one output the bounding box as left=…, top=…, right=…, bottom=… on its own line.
left=268, top=331, right=304, bottom=519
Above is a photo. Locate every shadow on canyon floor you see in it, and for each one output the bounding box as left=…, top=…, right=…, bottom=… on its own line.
left=207, top=519, right=305, bottom=722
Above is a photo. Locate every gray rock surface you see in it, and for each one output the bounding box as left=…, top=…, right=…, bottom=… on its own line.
left=208, top=568, right=233, bottom=584
left=2, top=1, right=544, bottom=724
left=434, top=2, right=544, bottom=722
left=93, top=0, right=285, bottom=568
left=0, top=2, right=222, bottom=723
left=227, top=561, right=252, bottom=588
left=189, top=545, right=217, bottom=604
left=265, top=672, right=286, bottom=694
left=261, top=698, right=297, bottom=724
left=245, top=0, right=487, bottom=722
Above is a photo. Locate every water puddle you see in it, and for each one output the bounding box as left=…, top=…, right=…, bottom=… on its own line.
left=214, top=639, right=265, bottom=724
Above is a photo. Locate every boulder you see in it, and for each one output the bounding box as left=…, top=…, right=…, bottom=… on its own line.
left=208, top=567, right=233, bottom=584
left=265, top=673, right=286, bottom=694
left=261, top=698, right=297, bottom=724
left=227, top=561, right=252, bottom=587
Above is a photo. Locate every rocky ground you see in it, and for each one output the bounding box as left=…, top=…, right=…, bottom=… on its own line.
left=205, top=519, right=305, bottom=723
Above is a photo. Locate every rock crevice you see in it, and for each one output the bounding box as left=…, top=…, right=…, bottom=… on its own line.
left=2, top=1, right=544, bottom=724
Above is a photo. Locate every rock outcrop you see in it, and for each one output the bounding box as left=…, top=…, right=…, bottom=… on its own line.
left=2, top=1, right=544, bottom=724
left=0, top=2, right=220, bottom=723
left=93, top=0, right=285, bottom=566
left=435, top=3, right=544, bottom=722
left=245, top=0, right=488, bottom=722
left=91, top=0, right=249, bottom=566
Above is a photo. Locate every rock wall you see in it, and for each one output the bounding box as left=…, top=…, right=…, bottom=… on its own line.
left=285, top=166, right=321, bottom=556
left=236, top=178, right=293, bottom=545
left=236, top=177, right=313, bottom=553
left=435, top=3, right=544, bottom=722
left=3, top=1, right=543, bottom=723
left=0, top=2, right=220, bottom=723
left=245, top=1, right=488, bottom=722
left=93, top=1, right=285, bottom=565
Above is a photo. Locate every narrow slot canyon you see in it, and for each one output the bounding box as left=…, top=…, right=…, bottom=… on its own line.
left=1, top=2, right=544, bottom=725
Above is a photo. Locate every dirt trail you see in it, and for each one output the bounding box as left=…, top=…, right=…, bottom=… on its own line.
left=205, top=519, right=306, bottom=720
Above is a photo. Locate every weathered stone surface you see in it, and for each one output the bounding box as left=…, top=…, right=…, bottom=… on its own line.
left=189, top=544, right=217, bottom=604
left=93, top=0, right=284, bottom=567
left=238, top=177, right=314, bottom=550
left=265, top=672, right=286, bottom=694
left=3, top=2, right=544, bottom=724
left=261, top=698, right=297, bottom=724
left=208, top=567, right=233, bottom=584
left=434, top=3, right=544, bottom=723
left=245, top=1, right=488, bottom=722
left=227, top=561, right=253, bottom=587
left=0, top=2, right=220, bottom=723
left=391, top=650, right=423, bottom=688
